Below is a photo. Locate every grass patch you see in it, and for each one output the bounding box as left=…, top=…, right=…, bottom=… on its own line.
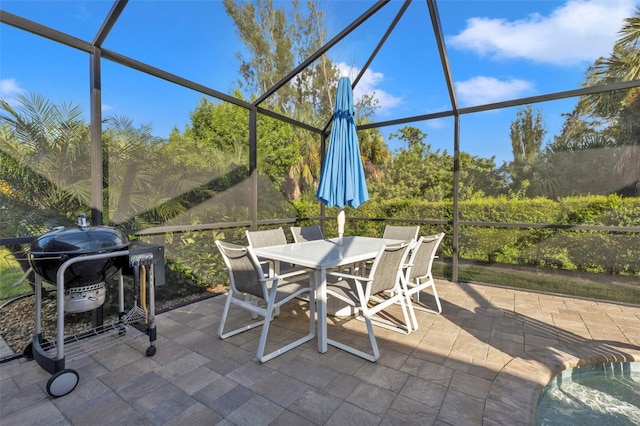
left=0, top=247, right=33, bottom=303
left=453, top=264, right=640, bottom=305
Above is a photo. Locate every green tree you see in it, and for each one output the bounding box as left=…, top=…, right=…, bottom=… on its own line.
left=224, top=0, right=337, bottom=199
left=102, top=115, right=172, bottom=226
left=608, top=90, right=640, bottom=193
left=182, top=94, right=298, bottom=194
left=354, top=94, right=389, bottom=181
left=372, top=127, right=450, bottom=201
left=509, top=105, right=546, bottom=194
left=531, top=132, right=619, bottom=198
left=0, top=93, right=90, bottom=230
left=186, top=97, right=248, bottom=163
left=0, top=92, right=199, bottom=235
left=0, top=93, right=92, bottom=273
left=534, top=12, right=640, bottom=198
left=548, top=109, right=600, bottom=152
left=223, top=0, right=337, bottom=119
left=579, top=8, right=640, bottom=119
left=371, top=126, right=505, bottom=202
left=458, top=153, right=506, bottom=200
left=358, top=124, right=390, bottom=182
left=530, top=106, right=601, bottom=198
left=223, top=0, right=388, bottom=200
left=569, top=8, right=640, bottom=195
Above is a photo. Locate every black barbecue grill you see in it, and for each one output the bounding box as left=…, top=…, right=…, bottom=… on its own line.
left=25, top=214, right=160, bottom=398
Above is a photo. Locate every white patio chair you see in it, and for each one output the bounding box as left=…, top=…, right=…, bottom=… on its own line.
left=245, top=227, right=287, bottom=273
left=292, top=224, right=356, bottom=280
left=403, top=233, right=445, bottom=329
left=246, top=227, right=288, bottom=248
left=360, top=224, right=420, bottom=275
left=245, top=227, right=306, bottom=276
left=382, top=225, right=420, bottom=242
left=215, top=240, right=315, bottom=362
left=290, top=225, right=323, bottom=243
left=246, top=227, right=310, bottom=316
left=325, top=242, right=413, bottom=362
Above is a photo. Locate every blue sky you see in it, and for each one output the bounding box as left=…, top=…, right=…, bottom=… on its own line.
left=1, top=0, right=638, bottom=165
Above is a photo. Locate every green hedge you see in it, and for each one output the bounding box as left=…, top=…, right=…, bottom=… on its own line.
left=295, top=194, right=640, bottom=277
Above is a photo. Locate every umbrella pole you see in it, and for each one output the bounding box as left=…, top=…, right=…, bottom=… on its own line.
left=337, top=209, right=345, bottom=245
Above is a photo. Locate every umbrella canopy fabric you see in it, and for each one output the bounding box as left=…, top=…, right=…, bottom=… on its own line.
left=316, top=76, right=369, bottom=210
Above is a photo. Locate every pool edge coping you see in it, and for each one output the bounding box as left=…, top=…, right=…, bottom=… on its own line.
left=482, top=341, right=640, bottom=425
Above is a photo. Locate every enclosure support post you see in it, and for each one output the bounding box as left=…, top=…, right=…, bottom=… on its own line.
left=452, top=116, right=460, bottom=282
left=428, top=0, right=459, bottom=282
left=89, top=47, right=103, bottom=227
left=249, top=107, right=258, bottom=231
left=89, top=47, right=105, bottom=327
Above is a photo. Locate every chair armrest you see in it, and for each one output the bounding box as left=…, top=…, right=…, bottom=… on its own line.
left=259, top=276, right=279, bottom=284
left=327, top=271, right=373, bottom=282
left=277, top=269, right=309, bottom=280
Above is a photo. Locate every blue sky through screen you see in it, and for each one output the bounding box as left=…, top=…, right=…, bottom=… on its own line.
left=1, top=0, right=638, bottom=165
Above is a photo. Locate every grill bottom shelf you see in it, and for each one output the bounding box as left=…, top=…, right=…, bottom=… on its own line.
left=36, top=320, right=148, bottom=363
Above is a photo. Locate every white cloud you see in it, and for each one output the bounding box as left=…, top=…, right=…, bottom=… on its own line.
left=448, top=0, right=637, bottom=66
left=0, top=78, right=25, bottom=105
left=456, top=76, right=534, bottom=106
left=336, top=62, right=403, bottom=113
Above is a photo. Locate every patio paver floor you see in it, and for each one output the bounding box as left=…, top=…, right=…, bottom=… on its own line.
left=1, top=280, right=639, bottom=425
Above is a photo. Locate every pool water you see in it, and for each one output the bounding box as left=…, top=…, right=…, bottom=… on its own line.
left=536, top=362, right=640, bottom=426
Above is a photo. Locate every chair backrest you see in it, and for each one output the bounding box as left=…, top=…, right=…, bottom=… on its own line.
left=245, top=227, right=288, bottom=248
left=215, top=240, right=264, bottom=298
left=407, top=233, right=445, bottom=282
left=382, top=225, right=420, bottom=242
left=291, top=225, right=323, bottom=243
left=368, top=242, right=412, bottom=296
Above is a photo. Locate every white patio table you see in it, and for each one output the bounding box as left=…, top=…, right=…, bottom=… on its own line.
left=253, top=235, right=401, bottom=353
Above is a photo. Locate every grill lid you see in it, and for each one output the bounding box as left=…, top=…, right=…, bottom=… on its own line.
left=29, top=214, right=129, bottom=255
left=28, top=214, right=129, bottom=287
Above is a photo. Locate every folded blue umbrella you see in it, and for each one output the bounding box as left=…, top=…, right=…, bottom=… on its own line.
left=316, top=76, right=369, bottom=210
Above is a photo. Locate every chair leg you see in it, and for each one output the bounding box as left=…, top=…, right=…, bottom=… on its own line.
left=405, top=292, right=419, bottom=331
left=326, top=307, right=380, bottom=362
left=218, top=290, right=234, bottom=338
left=432, top=284, right=442, bottom=314
left=364, top=315, right=380, bottom=361
left=257, top=290, right=316, bottom=363
left=219, top=292, right=266, bottom=339
left=411, top=285, right=442, bottom=315
left=355, top=295, right=412, bottom=334
left=397, top=294, right=413, bottom=334
left=326, top=336, right=379, bottom=362
left=256, top=302, right=275, bottom=362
